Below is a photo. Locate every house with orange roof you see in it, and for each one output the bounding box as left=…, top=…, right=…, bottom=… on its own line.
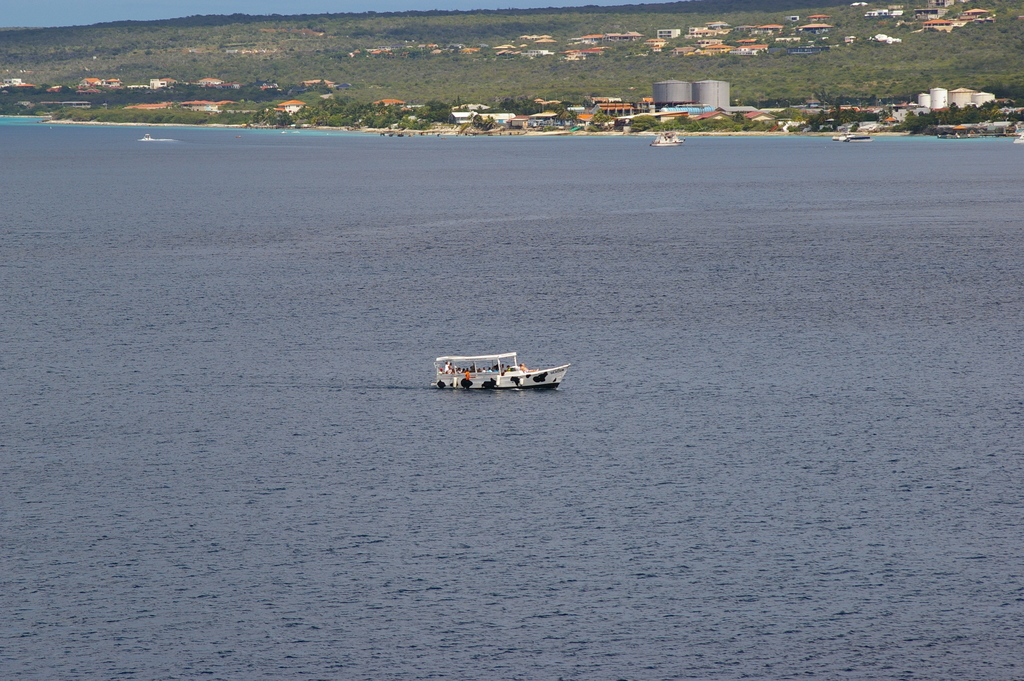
left=733, top=44, right=770, bottom=55
left=797, top=23, right=834, bottom=33
left=574, top=34, right=606, bottom=43
left=124, top=102, right=174, bottom=110
left=744, top=111, right=777, bottom=122
left=670, top=46, right=697, bottom=55
left=276, top=99, right=307, bottom=113
left=923, top=18, right=955, bottom=30
left=597, top=102, right=638, bottom=115
left=750, top=24, right=785, bottom=35
left=807, top=14, right=832, bottom=19
left=181, top=100, right=237, bottom=112
left=79, top=78, right=102, bottom=88
left=959, top=8, right=994, bottom=21
left=373, top=99, right=406, bottom=106
left=700, top=44, right=736, bottom=54
left=693, top=110, right=734, bottom=122
left=604, top=32, right=644, bottom=41
left=688, top=26, right=723, bottom=37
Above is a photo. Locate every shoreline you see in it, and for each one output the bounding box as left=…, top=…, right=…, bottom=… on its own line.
left=17, top=116, right=912, bottom=137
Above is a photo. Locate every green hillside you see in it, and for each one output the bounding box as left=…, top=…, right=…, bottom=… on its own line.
left=3, top=0, right=1024, bottom=104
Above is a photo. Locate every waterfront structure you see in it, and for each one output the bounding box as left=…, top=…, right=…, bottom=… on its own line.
left=653, top=80, right=693, bottom=106
left=916, top=87, right=995, bottom=110
left=693, top=80, right=730, bottom=109
left=948, top=88, right=977, bottom=107
left=652, top=79, right=730, bottom=109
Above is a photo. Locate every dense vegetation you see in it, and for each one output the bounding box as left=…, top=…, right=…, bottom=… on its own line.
left=3, top=0, right=1024, bottom=106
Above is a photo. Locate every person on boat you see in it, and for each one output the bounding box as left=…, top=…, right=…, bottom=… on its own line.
left=519, top=363, right=528, bottom=372
left=464, top=370, right=472, bottom=380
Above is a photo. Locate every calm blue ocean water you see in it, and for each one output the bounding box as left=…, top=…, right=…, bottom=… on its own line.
left=2, top=116, right=1024, bottom=680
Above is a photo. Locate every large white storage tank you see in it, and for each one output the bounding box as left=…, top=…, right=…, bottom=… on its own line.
left=917, top=92, right=932, bottom=109
left=693, top=80, right=731, bottom=109
left=948, top=88, right=977, bottom=108
left=653, top=80, right=693, bottom=105
left=971, top=92, right=996, bottom=106
left=929, top=87, right=948, bottom=109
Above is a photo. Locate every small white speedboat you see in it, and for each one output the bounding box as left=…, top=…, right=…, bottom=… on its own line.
left=649, top=131, right=683, bottom=147
left=434, top=352, right=570, bottom=390
left=1013, top=133, right=1024, bottom=144
left=834, top=133, right=872, bottom=142
left=138, top=133, right=176, bottom=142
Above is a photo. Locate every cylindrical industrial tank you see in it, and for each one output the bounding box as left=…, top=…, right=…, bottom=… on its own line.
left=929, top=87, right=948, bottom=110
left=948, top=88, right=976, bottom=108
left=971, top=92, right=995, bottom=106
left=917, top=92, right=932, bottom=109
left=652, top=80, right=693, bottom=104
left=693, top=80, right=731, bottom=109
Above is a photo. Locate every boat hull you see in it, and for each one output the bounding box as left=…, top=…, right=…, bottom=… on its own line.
left=434, top=364, right=570, bottom=389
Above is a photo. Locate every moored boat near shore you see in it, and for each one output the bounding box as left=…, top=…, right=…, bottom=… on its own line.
left=649, top=131, right=683, bottom=147
left=434, top=352, right=569, bottom=389
left=833, top=133, right=872, bottom=142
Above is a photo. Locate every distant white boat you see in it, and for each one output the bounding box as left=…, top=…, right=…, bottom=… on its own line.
left=649, top=131, right=683, bottom=147
left=138, top=133, right=177, bottom=142
left=833, top=133, right=872, bottom=142
left=434, top=352, right=569, bottom=390
left=1013, top=132, right=1024, bottom=144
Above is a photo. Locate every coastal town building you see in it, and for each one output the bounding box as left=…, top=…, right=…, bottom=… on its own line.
left=180, top=100, right=237, bottom=112
left=276, top=99, right=307, bottom=113
left=733, top=44, right=770, bottom=55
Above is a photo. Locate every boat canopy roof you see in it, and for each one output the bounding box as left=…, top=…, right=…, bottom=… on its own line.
left=435, top=352, right=517, bottom=363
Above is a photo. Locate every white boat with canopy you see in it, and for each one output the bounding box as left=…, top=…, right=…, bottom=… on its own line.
left=434, top=352, right=570, bottom=390
left=649, top=131, right=683, bottom=147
